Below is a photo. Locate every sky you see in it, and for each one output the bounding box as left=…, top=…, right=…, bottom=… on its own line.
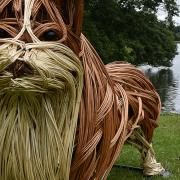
left=157, top=0, right=180, bottom=25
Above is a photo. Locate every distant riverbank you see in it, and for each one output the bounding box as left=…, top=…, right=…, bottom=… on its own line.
left=140, top=44, right=180, bottom=113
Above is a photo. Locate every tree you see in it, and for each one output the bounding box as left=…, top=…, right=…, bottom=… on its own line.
left=83, top=0, right=178, bottom=67
left=164, top=0, right=179, bottom=30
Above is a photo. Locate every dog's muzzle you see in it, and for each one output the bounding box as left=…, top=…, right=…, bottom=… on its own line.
left=5, top=59, right=33, bottom=78
left=0, top=40, right=83, bottom=94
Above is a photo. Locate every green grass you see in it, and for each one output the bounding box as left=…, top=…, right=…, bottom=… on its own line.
left=108, top=113, right=180, bottom=180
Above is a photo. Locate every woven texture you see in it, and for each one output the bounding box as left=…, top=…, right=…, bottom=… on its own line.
left=71, top=35, right=161, bottom=179
left=0, top=1, right=161, bottom=179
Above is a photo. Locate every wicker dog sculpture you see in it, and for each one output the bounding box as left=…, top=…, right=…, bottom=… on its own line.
left=0, top=0, right=165, bottom=179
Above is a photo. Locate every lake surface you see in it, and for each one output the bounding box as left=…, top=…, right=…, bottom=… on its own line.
left=140, top=43, right=180, bottom=113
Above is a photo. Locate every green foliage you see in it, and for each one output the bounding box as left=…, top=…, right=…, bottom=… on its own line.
left=83, top=0, right=177, bottom=67
left=118, top=0, right=162, bottom=12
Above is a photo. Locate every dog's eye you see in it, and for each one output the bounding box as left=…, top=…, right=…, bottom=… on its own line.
left=0, top=29, right=11, bottom=38
left=43, top=30, right=60, bottom=41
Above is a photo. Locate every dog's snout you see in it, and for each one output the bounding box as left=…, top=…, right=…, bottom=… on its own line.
left=6, top=59, right=33, bottom=78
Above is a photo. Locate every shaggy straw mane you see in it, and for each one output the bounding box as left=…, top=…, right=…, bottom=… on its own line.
left=0, top=39, right=83, bottom=180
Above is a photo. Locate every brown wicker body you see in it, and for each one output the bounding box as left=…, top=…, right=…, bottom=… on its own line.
left=0, top=1, right=161, bottom=179
left=71, top=35, right=161, bottom=179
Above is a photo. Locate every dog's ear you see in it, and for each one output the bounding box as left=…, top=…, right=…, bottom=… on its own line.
left=54, top=0, right=84, bottom=36
left=70, top=0, right=84, bottom=36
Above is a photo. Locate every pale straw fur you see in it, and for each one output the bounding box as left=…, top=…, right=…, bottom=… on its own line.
left=0, top=41, right=83, bottom=180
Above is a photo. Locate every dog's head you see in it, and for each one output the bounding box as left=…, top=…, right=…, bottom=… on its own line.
left=0, top=0, right=83, bottom=179
left=0, top=0, right=84, bottom=89
left=0, top=0, right=83, bottom=46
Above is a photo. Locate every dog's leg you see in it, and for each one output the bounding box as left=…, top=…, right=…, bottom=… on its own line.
left=127, top=127, right=165, bottom=176
left=105, top=62, right=168, bottom=177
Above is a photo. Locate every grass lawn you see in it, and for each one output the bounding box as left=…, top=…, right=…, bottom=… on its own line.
left=108, top=113, right=180, bottom=180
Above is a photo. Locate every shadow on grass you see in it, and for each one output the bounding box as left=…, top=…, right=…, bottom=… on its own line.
left=108, top=166, right=144, bottom=180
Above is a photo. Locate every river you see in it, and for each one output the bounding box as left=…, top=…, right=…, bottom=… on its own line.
left=140, top=43, right=180, bottom=113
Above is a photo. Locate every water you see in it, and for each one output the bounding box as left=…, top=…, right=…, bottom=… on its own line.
left=140, top=44, right=180, bottom=113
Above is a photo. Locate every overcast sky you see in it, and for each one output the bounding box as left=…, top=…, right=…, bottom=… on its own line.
left=157, top=0, right=180, bottom=25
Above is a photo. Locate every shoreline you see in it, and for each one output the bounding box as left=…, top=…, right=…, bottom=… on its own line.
left=160, top=111, right=180, bottom=115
